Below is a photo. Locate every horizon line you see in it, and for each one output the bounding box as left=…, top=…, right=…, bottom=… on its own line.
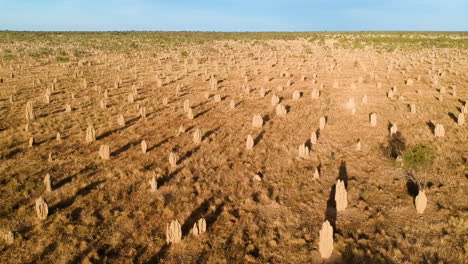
left=1, top=30, right=468, bottom=33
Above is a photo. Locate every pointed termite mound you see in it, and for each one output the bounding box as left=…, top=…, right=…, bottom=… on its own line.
left=346, top=97, right=355, bottom=110
left=434, top=124, right=445, bottom=137
left=169, top=152, right=178, bottom=168
left=276, top=104, right=287, bottom=116
left=166, top=219, right=182, bottom=244
left=319, top=220, right=334, bottom=259
left=458, top=113, right=465, bottom=126
left=356, top=139, right=362, bottom=151
left=271, top=94, right=280, bottom=106
left=187, top=107, right=194, bottom=120
left=311, top=131, right=318, bottom=144
left=99, top=145, right=110, bottom=160
left=183, top=99, right=190, bottom=113
left=230, top=99, right=235, bottom=109
left=311, top=88, right=320, bottom=99
left=2, top=230, right=14, bottom=244
left=390, top=123, right=398, bottom=136
left=370, top=113, right=377, bottom=126
left=319, top=116, right=326, bottom=130
left=44, top=173, right=52, bottom=192
left=415, top=190, right=427, bottom=214
left=313, top=167, right=320, bottom=180
left=292, top=90, right=301, bottom=100
left=298, top=144, right=310, bottom=159
left=191, top=217, right=207, bottom=236
left=252, top=114, right=263, bottom=128
left=149, top=175, right=157, bottom=192
left=35, top=197, right=48, bottom=220
left=193, top=128, right=202, bottom=144
left=335, top=179, right=348, bottom=212
left=141, top=140, right=147, bottom=153
left=117, top=114, right=125, bottom=127
left=246, top=135, right=254, bottom=150
left=86, top=125, right=96, bottom=143
left=25, top=101, right=34, bottom=121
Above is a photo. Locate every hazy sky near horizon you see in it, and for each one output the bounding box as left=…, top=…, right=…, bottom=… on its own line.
left=1, top=0, right=467, bottom=31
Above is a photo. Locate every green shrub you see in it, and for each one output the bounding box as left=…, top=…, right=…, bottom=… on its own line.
left=180, top=50, right=188, bottom=57
left=56, top=56, right=69, bottom=62
left=402, top=143, right=434, bottom=171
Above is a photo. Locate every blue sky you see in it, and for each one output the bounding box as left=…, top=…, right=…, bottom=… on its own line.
left=1, top=0, right=467, bottom=31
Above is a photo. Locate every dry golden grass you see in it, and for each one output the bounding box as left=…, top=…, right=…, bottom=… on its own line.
left=0, top=32, right=467, bottom=264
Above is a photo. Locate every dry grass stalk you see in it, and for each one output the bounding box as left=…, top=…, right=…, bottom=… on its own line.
left=29, top=137, right=34, bottom=147
left=410, top=104, right=416, bottom=113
